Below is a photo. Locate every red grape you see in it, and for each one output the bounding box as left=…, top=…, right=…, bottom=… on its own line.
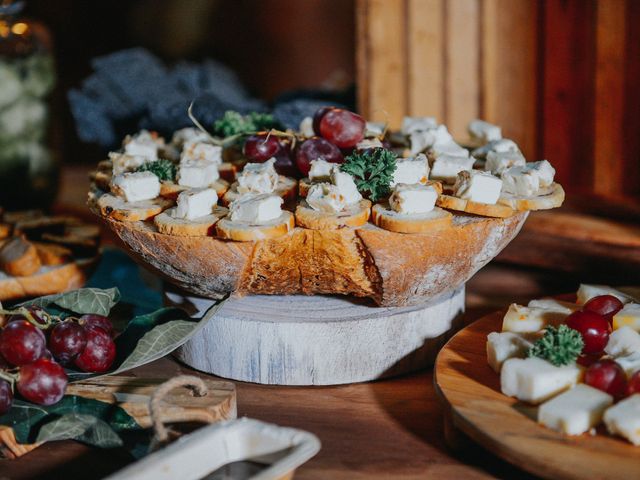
left=243, top=133, right=281, bottom=163
left=565, top=310, right=611, bottom=355
left=74, top=326, right=116, bottom=373
left=583, top=295, right=624, bottom=323
left=312, top=106, right=334, bottom=135
left=79, top=314, right=113, bottom=337
left=584, top=359, right=627, bottom=398
left=49, top=322, right=87, bottom=365
left=273, top=144, right=298, bottom=178
left=577, top=354, right=601, bottom=368
left=17, top=358, right=67, bottom=406
left=0, top=379, right=12, bottom=414
left=0, top=320, right=46, bottom=366
left=627, top=371, right=640, bottom=396
left=318, top=109, right=365, bottom=148
left=295, top=137, right=344, bottom=176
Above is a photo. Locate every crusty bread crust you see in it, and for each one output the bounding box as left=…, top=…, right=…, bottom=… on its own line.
left=33, top=242, right=72, bottom=265
left=371, top=203, right=452, bottom=233
left=0, top=238, right=41, bottom=277
left=436, top=194, right=516, bottom=218
left=97, top=194, right=173, bottom=221
left=221, top=176, right=298, bottom=207
left=218, top=162, right=238, bottom=182
left=498, top=183, right=565, bottom=211
left=159, top=179, right=229, bottom=200
left=216, top=211, right=295, bottom=241
left=298, top=178, right=311, bottom=198
left=154, top=206, right=228, bottom=236
left=295, top=199, right=372, bottom=230
left=0, top=262, right=87, bottom=302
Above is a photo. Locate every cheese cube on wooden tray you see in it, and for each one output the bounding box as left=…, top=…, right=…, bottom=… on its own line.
left=613, top=303, right=640, bottom=332
left=538, top=384, right=613, bottom=435
left=576, top=284, right=634, bottom=305
left=502, top=303, right=568, bottom=333
left=500, top=357, right=582, bottom=404
left=605, top=326, right=640, bottom=357
left=604, top=394, right=640, bottom=445
left=614, top=352, right=640, bottom=378
left=486, top=332, right=536, bottom=373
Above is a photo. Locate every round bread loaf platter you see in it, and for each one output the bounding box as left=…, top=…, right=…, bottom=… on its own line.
left=89, top=110, right=563, bottom=385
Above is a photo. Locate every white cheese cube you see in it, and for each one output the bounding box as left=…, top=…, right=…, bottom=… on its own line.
left=468, top=119, right=502, bottom=143
left=615, top=352, right=640, bottom=378
left=502, top=303, right=568, bottom=333
left=527, top=298, right=579, bottom=315
left=180, top=142, right=222, bottom=165
left=109, top=152, right=148, bottom=175
left=409, top=125, right=454, bottom=154
left=538, top=384, right=613, bottom=435
left=613, top=303, right=640, bottom=332
left=177, top=159, right=220, bottom=188
left=391, top=154, right=430, bottom=186
left=605, top=327, right=640, bottom=357
left=401, top=116, right=437, bottom=135
left=429, top=154, right=474, bottom=183
left=485, top=151, right=526, bottom=175
left=299, top=116, right=315, bottom=137
left=171, top=127, right=210, bottom=148
left=306, top=183, right=345, bottom=213
left=453, top=170, right=502, bottom=205
left=173, top=188, right=217, bottom=220
left=330, top=167, right=362, bottom=205
left=577, top=284, right=633, bottom=305
left=486, top=331, right=535, bottom=373
left=111, top=171, right=160, bottom=203
left=123, top=130, right=160, bottom=161
left=472, top=138, right=520, bottom=159
left=229, top=193, right=282, bottom=224
left=604, top=394, right=640, bottom=445
left=356, top=138, right=383, bottom=150
left=502, top=160, right=556, bottom=197
left=430, top=140, right=469, bottom=159
left=237, top=158, right=279, bottom=194
left=500, top=357, right=582, bottom=404
left=308, top=159, right=334, bottom=182
left=389, top=183, right=438, bottom=215
left=365, top=121, right=385, bottom=138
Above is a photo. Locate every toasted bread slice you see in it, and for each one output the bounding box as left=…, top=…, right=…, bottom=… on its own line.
left=436, top=194, right=516, bottom=218
left=33, top=242, right=73, bottom=265
left=89, top=169, right=112, bottom=191
left=159, top=178, right=229, bottom=200
left=295, top=199, right=372, bottom=230
left=154, top=206, right=228, bottom=236
left=97, top=193, right=173, bottom=222
left=222, top=176, right=298, bottom=206
left=0, top=237, right=41, bottom=277
left=371, top=203, right=452, bottom=233
left=216, top=211, right=294, bottom=241
left=0, top=224, right=11, bottom=239
left=498, top=183, right=565, bottom=211
left=298, top=178, right=312, bottom=198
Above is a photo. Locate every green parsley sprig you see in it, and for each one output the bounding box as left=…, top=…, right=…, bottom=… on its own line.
left=212, top=111, right=280, bottom=138
left=340, top=147, right=397, bottom=201
left=528, top=325, right=584, bottom=366
left=136, top=159, right=176, bottom=182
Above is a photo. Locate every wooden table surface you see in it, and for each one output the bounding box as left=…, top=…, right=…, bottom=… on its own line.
left=0, top=166, right=591, bottom=479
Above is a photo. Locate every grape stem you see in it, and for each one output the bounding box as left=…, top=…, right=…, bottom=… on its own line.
left=0, top=307, right=55, bottom=329
left=0, top=370, right=17, bottom=390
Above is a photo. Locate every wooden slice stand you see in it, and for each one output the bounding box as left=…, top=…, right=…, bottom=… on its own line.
left=171, top=287, right=465, bottom=386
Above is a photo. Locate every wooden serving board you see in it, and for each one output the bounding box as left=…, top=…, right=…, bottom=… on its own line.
left=434, top=312, right=640, bottom=480
left=0, top=376, right=236, bottom=459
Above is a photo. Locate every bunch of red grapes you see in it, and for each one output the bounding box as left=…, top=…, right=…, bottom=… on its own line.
left=242, top=107, right=368, bottom=177
left=566, top=295, right=640, bottom=398
left=0, top=306, right=116, bottom=414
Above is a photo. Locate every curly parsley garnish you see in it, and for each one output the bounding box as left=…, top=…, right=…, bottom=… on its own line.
left=340, top=147, right=397, bottom=201
left=212, top=111, right=280, bottom=138
left=136, top=158, right=176, bottom=181
left=528, top=325, right=584, bottom=366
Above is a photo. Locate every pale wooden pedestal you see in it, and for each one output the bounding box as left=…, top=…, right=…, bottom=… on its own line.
left=171, top=287, right=465, bottom=386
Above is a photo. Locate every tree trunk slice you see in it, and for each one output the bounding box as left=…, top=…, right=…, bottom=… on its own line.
left=172, top=287, right=465, bottom=385
left=434, top=312, right=640, bottom=480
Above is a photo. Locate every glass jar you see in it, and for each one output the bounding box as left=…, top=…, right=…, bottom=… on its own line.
left=0, top=0, right=57, bottom=210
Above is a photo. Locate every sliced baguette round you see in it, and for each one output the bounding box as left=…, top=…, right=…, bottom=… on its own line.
left=160, top=178, right=229, bottom=200
left=298, top=177, right=312, bottom=198
left=97, top=194, right=173, bottom=222
left=371, top=203, right=452, bottom=233
left=89, top=169, right=112, bottom=191
left=154, top=206, right=228, bottom=236
left=497, top=182, right=565, bottom=211
left=218, top=162, right=239, bottom=182
left=222, top=176, right=298, bottom=206
left=436, top=194, right=516, bottom=218
left=295, top=199, right=372, bottom=230
left=216, top=211, right=294, bottom=241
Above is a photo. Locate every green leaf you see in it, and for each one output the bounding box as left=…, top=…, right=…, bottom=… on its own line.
left=528, top=324, right=584, bottom=366
left=136, top=159, right=176, bottom=181
left=341, top=148, right=398, bottom=201
left=0, top=396, right=139, bottom=444
left=36, top=413, right=123, bottom=448
left=212, top=110, right=280, bottom=139
left=21, top=287, right=121, bottom=317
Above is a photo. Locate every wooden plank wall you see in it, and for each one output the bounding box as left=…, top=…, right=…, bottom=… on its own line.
left=356, top=0, right=640, bottom=199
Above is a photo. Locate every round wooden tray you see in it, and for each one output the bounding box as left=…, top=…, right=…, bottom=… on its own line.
left=434, top=312, right=640, bottom=480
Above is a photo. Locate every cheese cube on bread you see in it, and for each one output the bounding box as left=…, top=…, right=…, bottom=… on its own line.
left=111, top=171, right=160, bottom=203
left=123, top=130, right=160, bottom=161
left=604, top=394, right=640, bottom=445
left=229, top=193, right=282, bottom=224
left=614, top=352, right=640, bottom=378
left=392, top=154, right=430, bottom=186
left=453, top=170, right=502, bottom=205
left=306, top=183, right=345, bottom=213
left=500, top=357, right=582, bottom=404
left=389, top=183, right=437, bottom=215
left=171, top=127, right=211, bottom=148
left=430, top=154, right=474, bottom=183
left=429, top=140, right=469, bottom=159
left=178, top=159, right=220, bottom=188
left=109, top=152, right=148, bottom=175
left=299, top=116, right=315, bottom=137
left=308, top=159, right=334, bottom=182
left=468, top=119, right=502, bottom=143
left=401, top=116, right=437, bottom=135
left=409, top=125, right=454, bottom=155
left=180, top=142, right=222, bottom=165
left=331, top=167, right=362, bottom=205
left=486, top=331, right=535, bottom=373
left=538, top=384, right=613, bottom=435
left=356, top=138, right=383, bottom=150
left=237, top=158, right=279, bottom=194
left=485, top=151, right=526, bottom=175
left=365, top=121, right=385, bottom=137
left=501, top=160, right=556, bottom=197
left=502, top=303, right=568, bottom=333
left=576, top=284, right=633, bottom=305
left=472, top=138, right=520, bottom=159
left=173, top=188, right=218, bottom=220
left=613, top=303, right=640, bottom=332
left=605, top=326, right=640, bottom=357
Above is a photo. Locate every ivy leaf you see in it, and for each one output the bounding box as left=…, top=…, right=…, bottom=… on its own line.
left=341, top=148, right=397, bottom=201
left=36, top=413, right=123, bottom=448
left=21, top=288, right=121, bottom=317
